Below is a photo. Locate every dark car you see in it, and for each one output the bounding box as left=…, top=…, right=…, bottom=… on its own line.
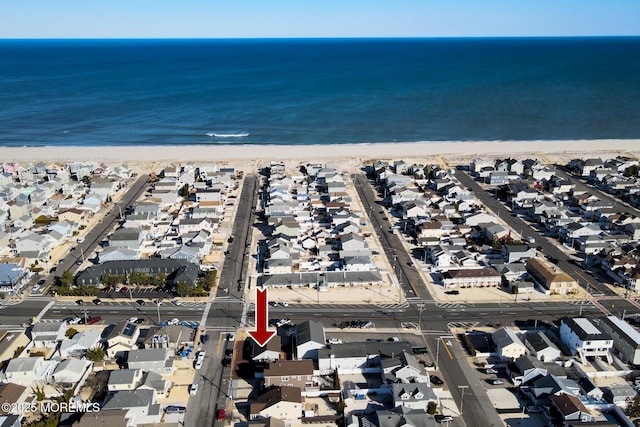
left=136, top=299, right=146, bottom=305
left=37, top=279, right=46, bottom=286
left=445, top=290, right=459, bottom=295
left=92, top=298, right=102, bottom=305
left=200, top=334, right=210, bottom=344
left=430, top=375, right=444, bottom=386
left=76, top=299, right=84, bottom=305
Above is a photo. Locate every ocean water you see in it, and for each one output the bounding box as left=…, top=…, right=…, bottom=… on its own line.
left=0, top=37, right=639, bottom=147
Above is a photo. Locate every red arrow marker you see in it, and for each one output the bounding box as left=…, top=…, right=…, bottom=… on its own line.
left=247, top=288, right=276, bottom=347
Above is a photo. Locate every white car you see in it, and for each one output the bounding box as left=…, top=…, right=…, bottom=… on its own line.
left=227, top=333, right=236, bottom=342
left=485, top=368, right=498, bottom=374
left=197, top=351, right=206, bottom=360
left=189, top=384, right=198, bottom=395
left=195, top=359, right=203, bottom=370
left=276, top=319, right=291, bottom=327
left=279, top=301, right=289, bottom=307
left=171, top=299, right=182, bottom=306
left=167, top=318, right=180, bottom=326
left=31, top=284, right=41, bottom=292
left=127, top=317, right=138, bottom=323
left=68, top=317, right=82, bottom=325
left=327, top=338, right=343, bottom=344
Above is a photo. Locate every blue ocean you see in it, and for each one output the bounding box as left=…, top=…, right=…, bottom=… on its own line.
left=0, top=37, right=639, bottom=147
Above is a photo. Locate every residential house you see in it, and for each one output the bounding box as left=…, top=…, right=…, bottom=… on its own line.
left=250, top=386, right=303, bottom=421
left=108, top=369, right=144, bottom=392
left=381, top=350, right=429, bottom=384
left=51, top=358, right=92, bottom=385
left=549, top=393, right=592, bottom=423
left=109, top=228, right=143, bottom=250
left=245, top=337, right=282, bottom=363
left=101, top=389, right=162, bottom=425
left=76, top=259, right=199, bottom=287
left=526, top=258, right=579, bottom=295
left=1, top=357, right=56, bottom=388
left=262, top=360, right=316, bottom=391
left=295, top=320, right=325, bottom=360
left=0, top=383, right=29, bottom=418
left=127, top=348, right=175, bottom=375
left=30, top=321, right=67, bottom=348
left=105, top=322, right=140, bottom=359
left=522, top=331, right=561, bottom=363
left=141, top=325, right=195, bottom=352
left=492, top=328, right=527, bottom=361
left=501, top=245, right=536, bottom=264
left=391, top=383, right=438, bottom=411
left=441, top=268, right=502, bottom=289
left=98, top=247, right=140, bottom=263
left=595, top=316, right=640, bottom=365
left=559, top=317, right=613, bottom=364
left=59, top=328, right=101, bottom=358
left=318, top=342, right=412, bottom=373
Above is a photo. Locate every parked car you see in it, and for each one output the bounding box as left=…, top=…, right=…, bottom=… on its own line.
left=136, top=299, right=146, bottom=305
left=167, top=318, right=180, bottom=326
left=227, top=333, right=236, bottom=341
left=165, top=405, right=186, bottom=414
left=189, top=384, right=198, bottom=395
left=491, top=379, right=504, bottom=385
left=87, top=316, right=102, bottom=325
left=435, top=415, right=454, bottom=423
left=92, top=298, right=102, bottom=305
left=76, top=299, right=84, bottom=305
left=445, top=290, right=460, bottom=295
left=195, top=359, right=203, bottom=370
left=32, top=284, right=41, bottom=292
left=37, top=279, right=46, bottom=286
left=387, top=337, right=400, bottom=342
left=171, top=299, right=182, bottom=306
left=127, top=317, right=138, bottom=323
left=430, top=376, right=444, bottom=386
left=279, top=301, right=289, bottom=307
left=216, top=409, right=226, bottom=420
left=197, top=351, right=206, bottom=360
left=485, top=368, right=498, bottom=374
left=201, top=334, right=210, bottom=344
left=327, top=338, right=343, bottom=344
left=67, top=317, right=82, bottom=325
left=268, top=301, right=278, bottom=307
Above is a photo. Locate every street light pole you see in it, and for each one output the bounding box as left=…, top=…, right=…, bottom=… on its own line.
left=458, top=385, right=469, bottom=416
left=416, top=303, right=426, bottom=332
left=156, top=301, right=161, bottom=324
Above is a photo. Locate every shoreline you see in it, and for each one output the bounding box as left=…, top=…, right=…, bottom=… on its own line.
left=2, top=139, right=638, bottom=164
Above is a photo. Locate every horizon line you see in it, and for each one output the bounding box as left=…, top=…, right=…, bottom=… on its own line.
left=1, top=35, right=640, bottom=41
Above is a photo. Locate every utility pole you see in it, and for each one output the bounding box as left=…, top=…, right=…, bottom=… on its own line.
left=156, top=300, right=162, bottom=324
left=458, top=385, right=469, bottom=416
left=416, top=303, right=426, bottom=332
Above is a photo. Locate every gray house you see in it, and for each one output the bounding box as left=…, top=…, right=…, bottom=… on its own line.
left=126, top=348, right=175, bottom=375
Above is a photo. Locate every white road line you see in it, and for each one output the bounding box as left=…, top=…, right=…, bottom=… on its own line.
left=35, top=300, right=55, bottom=322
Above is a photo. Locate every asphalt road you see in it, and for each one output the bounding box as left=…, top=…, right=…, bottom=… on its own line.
left=453, top=169, right=615, bottom=296
left=352, top=173, right=431, bottom=301
left=216, top=174, right=258, bottom=300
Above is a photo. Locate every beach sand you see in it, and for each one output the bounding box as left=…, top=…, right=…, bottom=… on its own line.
left=3, top=139, right=638, bottom=170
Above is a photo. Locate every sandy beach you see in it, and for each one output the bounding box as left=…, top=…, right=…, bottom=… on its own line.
left=2, top=139, right=638, bottom=168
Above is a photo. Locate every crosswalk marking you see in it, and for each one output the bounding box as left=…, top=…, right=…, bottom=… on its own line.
left=436, top=303, right=466, bottom=309
left=447, top=321, right=478, bottom=329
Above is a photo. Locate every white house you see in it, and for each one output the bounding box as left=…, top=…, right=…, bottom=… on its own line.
left=59, top=328, right=102, bottom=358
left=51, top=358, right=92, bottom=385
left=559, top=317, right=613, bottom=364
left=1, top=357, right=56, bottom=388
left=492, top=328, right=527, bottom=361
left=295, top=320, right=326, bottom=360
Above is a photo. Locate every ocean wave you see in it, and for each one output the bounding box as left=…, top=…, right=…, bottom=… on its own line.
left=205, top=132, right=249, bottom=138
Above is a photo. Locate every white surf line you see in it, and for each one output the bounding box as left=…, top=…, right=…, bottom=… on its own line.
left=34, top=300, right=55, bottom=322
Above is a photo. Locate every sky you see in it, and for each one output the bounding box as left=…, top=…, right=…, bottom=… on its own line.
left=1, top=0, right=638, bottom=38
